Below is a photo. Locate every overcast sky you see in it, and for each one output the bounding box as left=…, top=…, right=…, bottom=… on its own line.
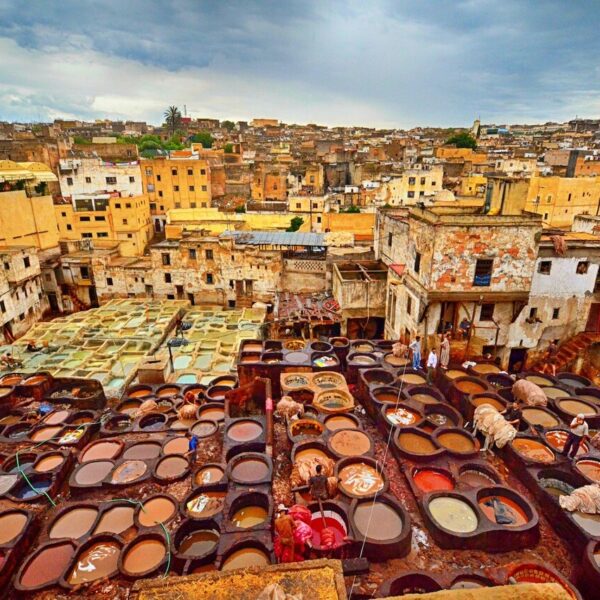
left=1, top=0, right=599, bottom=128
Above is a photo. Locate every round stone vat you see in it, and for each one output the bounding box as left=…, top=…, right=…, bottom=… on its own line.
left=93, top=503, right=136, bottom=535
left=306, top=500, right=350, bottom=554
left=4, top=422, right=30, bottom=441
left=262, top=351, right=283, bottom=364
left=483, top=373, right=515, bottom=389
left=227, top=491, right=271, bottom=530
left=154, top=455, right=189, bottom=481
left=397, top=368, right=428, bottom=387
left=449, top=377, right=489, bottom=409
left=335, top=456, right=387, bottom=499
left=556, top=372, right=592, bottom=390
left=381, top=403, right=423, bottom=428
left=312, top=352, right=339, bottom=369
left=288, top=418, right=325, bottom=443
left=68, top=410, right=96, bottom=426
left=577, top=387, right=600, bottom=404
left=476, top=486, right=535, bottom=528
left=70, top=460, right=114, bottom=488
left=194, top=463, right=225, bottom=486
left=48, top=504, right=99, bottom=540
left=424, top=403, right=463, bottom=429
left=0, top=508, right=32, bottom=546
left=412, top=467, right=455, bottom=494
left=120, top=532, right=168, bottom=578
left=497, top=386, right=515, bottom=403
left=219, top=540, right=271, bottom=571
left=136, top=412, right=168, bottom=432
left=434, top=428, right=479, bottom=456
left=62, top=534, right=122, bottom=588
left=291, top=440, right=333, bottom=465
left=197, top=402, right=225, bottom=422
left=174, top=519, right=220, bottom=564
left=79, top=439, right=123, bottom=463
left=123, top=441, right=162, bottom=460
left=347, top=352, right=378, bottom=367
left=9, top=473, right=53, bottom=501
left=328, top=428, right=373, bottom=458
left=425, top=493, right=479, bottom=535
left=457, top=464, right=501, bottom=489
left=511, top=437, right=556, bottom=464
left=449, top=574, right=495, bottom=590
left=0, top=373, right=22, bottom=386
left=349, top=494, right=411, bottom=561
left=205, top=385, right=230, bottom=402
left=351, top=340, right=376, bottom=353
left=521, top=372, right=558, bottom=387
left=330, top=336, right=349, bottom=348
left=32, top=451, right=66, bottom=473
left=536, top=469, right=581, bottom=502
left=394, top=427, right=443, bottom=461
left=468, top=393, right=507, bottom=417
left=116, top=399, right=142, bottom=415
left=42, top=409, right=70, bottom=426
left=182, top=384, right=206, bottom=401
left=162, top=435, right=190, bottom=456
left=109, top=459, right=148, bottom=485
left=226, top=418, right=264, bottom=444
left=126, top=384, right=153, bottom=399
left=156, top=384, right=181, bottom=398
left=102, top=414, right=132, bottom=434
left=323, top=413, right=361, bottom=432
left=208, top=375, right=238, bottom=389
left=281, top=372, right=311, bottom=391
left=371, top=385, right=404, bottom=405
left=310, top=341, right=333, bottom=353
left=555, top=397, right=598, bottom=418
left=190, top=419, right=219, bottom=439
left=406, top=385, right=445, bottom=406
left=542, top=385, right=572, bottom=400
left=505, top=562, right=581, bottom=599
left=184, top=485, right=227, bottom=520
left=2, top=451, right=37, bottom=474
left=383, top=352, right=411, bottom=368
left=545, top=429, right=589, bottom=456
left=312, top=371, right=346, bottom=390
left=362, top=368, right=395, bottom=388
left=227, top=453, right=272, bottom=486
left=313, top=389, right=354, bottom=414
left=583, top=540, right=600, bottom=597
left=240, top=351, right=261, bottom=364
left=241, top=340, right=263, bottom=353
left=469, top=363, right=501, bottom=377
left=521, top=406, right=561, bottom=429
left=575, top=457, right=600, bottom=484
left=30, top=424, right=64, bottom=443
left=136, top=494, right=179, bottom=528
left=378, top=572, right=443, bottom=597
left=14, top=539, right=77, bottom=592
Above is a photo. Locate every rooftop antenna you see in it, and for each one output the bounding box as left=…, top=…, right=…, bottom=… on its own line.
left=184, top=104, right=187, bottom=117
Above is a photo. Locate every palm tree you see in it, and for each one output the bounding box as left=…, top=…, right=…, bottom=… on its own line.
left=164, top=106, right=182, bottom=136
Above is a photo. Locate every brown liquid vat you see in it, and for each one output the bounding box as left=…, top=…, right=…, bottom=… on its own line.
left=328, top=428, right=373, bottom=458
left=49, top=504, right=99, bottom=540
left=378, top=572, right=444, bottom=597
left=33, top=451, right=67, bottom=473
left=226, top=418, right=264, bottom=443
left=0, top=508, right=32, bottom=547
left=288, top=418, right=325, bottom=443
left=123, top=441, right=162, bottom=460
left=511, top=437, right=557, bottom=465
left=335, top=456, right=387, bottom=499
left=197, top=402, right=225, bottom=422
left=323, top=413, right=361, bottom=432
left=136, top=494, right=179, bottom=528
left=227, top=453, right=272, bottom=486
left=110, top=459, right=148, bottom=485
left=184, top=486, right=227, bottom=520
left=225, top=491, right=272, bottom=533
left=190, top=419, right=219, bottom=438
left=63, top=534, right=122, bottom=588
left=93, top=504, right=136, bottom=535
left=70, top=459, right=114, bottom=488
left=174, top=518, right=220, bottom=563
left=79, top=439, right=124, bottom=463
left=194, top=463, right=226, bottom=486
left=219, top=540, right=272, bottom=571
left=394, top=427, right=443, bottom=462
left=14, top=539, right=77, bottom=592
left=154, top=455, right=190, bottom=481
left=406, top=385, right=445, bottom=406
left=119, top=533, right=168, bottom=578
left=433, top=428, right=479, bottom=456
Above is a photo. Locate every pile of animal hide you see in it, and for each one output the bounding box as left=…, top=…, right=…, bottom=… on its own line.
left=392, top=341, right=408, bottom=358
left=559, top=483, right=600, bottom=513
left=473, top=404, right=517, bottom=448
left=512, top=379, right=547, bottom=407
left=590, top=431, right=600, bottom=452
left=257, top=583, right=303, bottom=600
left=290, top=455, right=335, bottom=488
left=135, top=398, right=157, bottom=417
left=177, top=404, right=197, bottom=421
left=276, top=396, right=304, bottom=419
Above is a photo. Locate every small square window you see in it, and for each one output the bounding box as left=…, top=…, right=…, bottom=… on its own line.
left=158, top=191, right=163, bottom=197
left=190, top=202, right=196, bottom=208
left=480, top=303, right=495, bottom=321
left=174, top=185, right=179, bottom=192
left=200, top=169, right=206, bottom=175
left=296, top=203, right=301, bottom=209
left=474, top=259, right=493, bottom=286
left=129, top=176, right=135, bottom=183
left=577, top=261, right=589, bottom=274
left=538, top=260, right=552, bottom=274
left=189, top=185, right=194, bottom=191
left=552, top=307, right=560, bottom=319
left=187, top=168, right=193, bottom=176
left=162, top=253, right=171, bottom=266
left=66, top=224, right=72, bottom=231
left=189, top=249, right=197, bottom=260
left=165, top=273, right=172, bottom=283
left=157, top=174, right=161, bottom=181
left=106, top=176, right=117, bottom=185
left=127, top=233, right=132, bottom=238
left=201, top=185, right=207, bottom=192
left=85, top=176, right=91, bottom=183
left=107, top=277, right=113, bottom=286
left=406, top=294, right=412, bottom=315
left=414, top=252, right=421, bottom=273
left=61, top=212, right=66, bottom=217
left=206, top=273, right=214, bottom=284
left=408, top=177, right=416, bottom=185
left=115, top=203, right=121, bottom=208
left=529, top=307, right=538, bottom=319
left=67, top=177, right=73, bottom=186
left=122, top=219, right=128, bottom=225
left=171, top=169, right=178, bottom=176
left=23, top=257, right=30, bottom=269
left=407, top=191, right=415, bottom=198
left=175, top=202, right=181, bottom=208
left=420, top=177, right=426, bottom=185
left=206, top=249, right=214, bottom=260
left=125, top=203, right=131, bottom=208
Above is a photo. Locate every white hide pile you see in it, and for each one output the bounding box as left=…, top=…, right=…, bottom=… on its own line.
left=473, top=404, right=517, bottom=449
left=559, top=483, right=600, bottom=514
left=511, top=379, right=547, bottom=407
left=276, top=396, right=304, bottom=419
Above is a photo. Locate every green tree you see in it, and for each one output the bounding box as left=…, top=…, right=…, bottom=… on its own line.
left=445, top=131, right=477, bottom=149
left=341, top=204, right=361, bottom=213
left=234, top=205, right=246, bottom=213
left=221, top=120, right=235, bottom=132
left=287, top=216, right=304, bottom=232
left=223, top=143, right=234, bottom=153
left=163, top=105, right=182, bottom=136
left=190, top=132, right=214, bottom=148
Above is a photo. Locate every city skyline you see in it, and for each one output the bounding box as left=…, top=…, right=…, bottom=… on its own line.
left=1, top=0, right=599, bottom=128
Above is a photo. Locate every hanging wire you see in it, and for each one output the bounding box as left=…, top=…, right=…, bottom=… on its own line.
left=348, top=349, right=412, bottom=600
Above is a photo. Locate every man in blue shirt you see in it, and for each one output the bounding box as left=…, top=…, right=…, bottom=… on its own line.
left=188, top=435, right=199, bottom=462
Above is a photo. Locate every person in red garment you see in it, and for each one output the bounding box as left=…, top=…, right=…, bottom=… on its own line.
left=274, top=505, right=296, bottom=563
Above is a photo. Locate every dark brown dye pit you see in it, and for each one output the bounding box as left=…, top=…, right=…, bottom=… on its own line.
left=43, top=410, right=70, bottom=425
left=123, top=443, right=161, bottom=460
left=68, top=540, right=121, bottom=584
left=195, top=466, right=224, bottom=485
left=138, top=497, right=177, bottom=527
left=75, top=461, right=114, bottom=485
left=94, top=506, right=135, bottom=534
left=20, top=542, right=75, bottom=588
left=81, top=441, right=122, bottom=462
left=123, top=539, right=165, bottom=574
left=156, top=456, right=188, bottom=479
left=0, top=511, right=27, bottom=544
left=50, top=507, right=98, bottom=539
left=110, top=460, right=147, bottom=484
left=221, top=547, right=269, bottom=570
left=228, top=420, right=262, bottom=442
left=163, top=437, right=190, bottom=455
left=180, top=530, right=219, bottom=556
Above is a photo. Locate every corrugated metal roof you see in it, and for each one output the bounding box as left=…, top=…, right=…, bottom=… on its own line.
left=221, top=230, right=325, bottom=247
